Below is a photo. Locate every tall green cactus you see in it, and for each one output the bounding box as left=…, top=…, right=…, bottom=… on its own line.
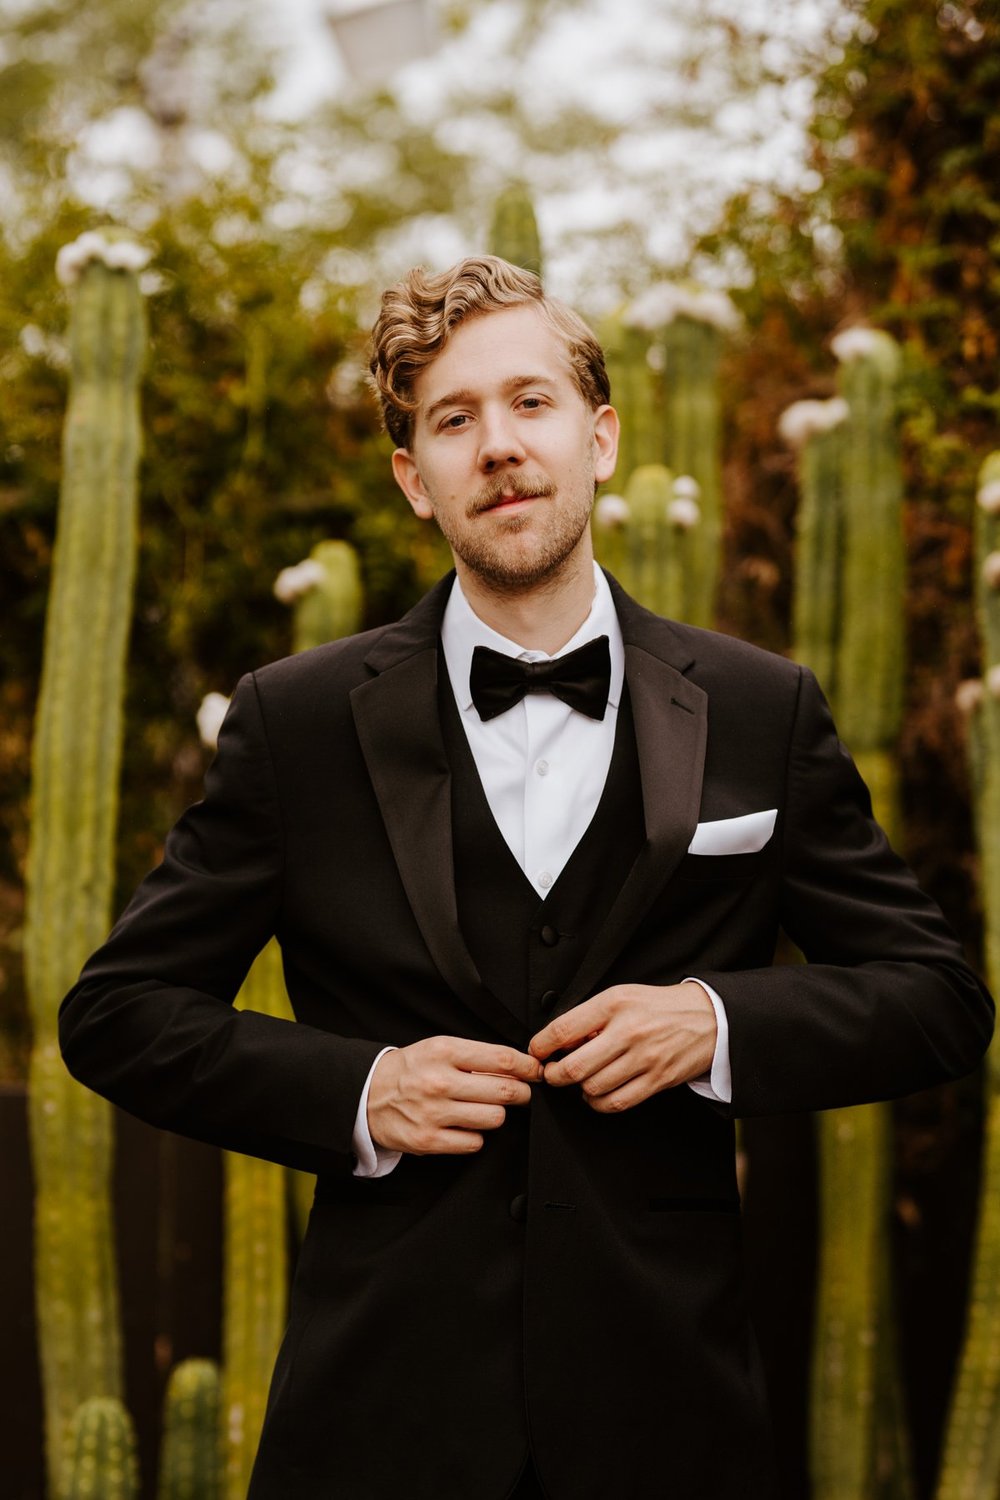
left=157, top=1359, right=221, bottom=1500
left=935, top=452, right=1000, bottom=1500
left=25, top=230, right=149, bottom=1495
left=592, top=464, right=701, bottom=622
left=621, top=284, right=737, bottom=627
left=598, top=309, right=663, bottom=485
left=222, top=943, right=292, bottom=1500
left=780, top=397, right=850, bottom=696
left=789, top=329, right=912, bottom=1500
left=488, top=182, right=543, bottom=277
left=60, top=1398, right=139, bottom=1500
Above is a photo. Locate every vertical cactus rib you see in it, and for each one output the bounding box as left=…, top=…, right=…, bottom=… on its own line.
left=157, top=1359, right=221, bottom=1500
left=487, top=182, right=543, bottom=278
left=935, top=452, right=1000, bottom=1500
left=25, top=235, right=148, bottom=1497
left=60, top=1398, right=140, bottom=1500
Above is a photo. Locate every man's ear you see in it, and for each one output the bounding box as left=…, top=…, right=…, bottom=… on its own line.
left=593, top=405, right=620, bottom=486
left=391, top=448, right=434, bottom=520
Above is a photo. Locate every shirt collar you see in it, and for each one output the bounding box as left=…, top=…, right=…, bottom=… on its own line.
left=441, top=562, right=625, bottom=714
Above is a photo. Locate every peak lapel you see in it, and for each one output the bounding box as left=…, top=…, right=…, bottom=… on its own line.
left=559, top=582, right=708, bottom=1010
left=350, top=578, right=525, bottom=1045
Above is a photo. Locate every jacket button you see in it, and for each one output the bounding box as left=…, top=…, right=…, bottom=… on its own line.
left=540, top=989, right=559, bottom=1012
left=509, top=1193, right=527, bottom=1223
left=539, top=925, right=559, bottom=946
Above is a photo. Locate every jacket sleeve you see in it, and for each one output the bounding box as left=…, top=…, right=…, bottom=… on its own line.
left=58, top=672, right=384, bottom=1175
left=698, top=665, right=994, bottom=1116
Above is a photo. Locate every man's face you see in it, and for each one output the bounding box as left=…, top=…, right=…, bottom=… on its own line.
left=391, top=304, right=619, bottom=594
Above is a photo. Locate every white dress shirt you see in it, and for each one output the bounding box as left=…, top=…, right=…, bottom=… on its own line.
left=352, top=564, right=731, bottom=1177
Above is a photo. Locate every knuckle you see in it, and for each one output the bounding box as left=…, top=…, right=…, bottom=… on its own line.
left=494, top=1049, right=515, bottom=1073
left=496, top=1079, right=519, bottom=1104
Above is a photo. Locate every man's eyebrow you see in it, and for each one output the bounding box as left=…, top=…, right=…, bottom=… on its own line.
left=422, top=375, right=559, bottom=424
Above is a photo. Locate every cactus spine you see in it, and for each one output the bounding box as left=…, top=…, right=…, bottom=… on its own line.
left=795, top=328, right=911, bottom=1500
left=935, top=453, right=1000, bottom=1500
left=488, top=182, right=543, bottom=277
left=25, top=232, right=148, bottom=1494
left=157, top=1359, right=221, bottom=1500
left=60, top=1398, right=140, bottom=1500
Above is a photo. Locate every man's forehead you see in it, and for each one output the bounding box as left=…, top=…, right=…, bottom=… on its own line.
left=415, top=303, right=575, bottom=407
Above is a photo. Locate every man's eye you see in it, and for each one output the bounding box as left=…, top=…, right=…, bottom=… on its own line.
left=519, top=397, right=544, bottom=411
left=443, top=413, right=468, bottom=429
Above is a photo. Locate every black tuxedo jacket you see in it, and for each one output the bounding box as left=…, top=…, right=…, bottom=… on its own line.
left=60, top=574, right=993, bottom=1500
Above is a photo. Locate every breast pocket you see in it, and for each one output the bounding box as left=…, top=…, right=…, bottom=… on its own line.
left=673, top=849, right=774, bottom=882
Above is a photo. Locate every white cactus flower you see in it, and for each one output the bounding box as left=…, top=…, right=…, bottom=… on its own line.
left=625, top=283, right=740, bottom=334
left=196, top=692, right=231, bottom=750
left=593, top=493, right=630, bottom=529
left=955, top=679, right=984, bottom=715
left=777, top=397, right=849, bottom=449
left=988, top=665, right=1000, bottom=701
left=56, top=230, right=152, bottom=287
left=982, top=552, right=1000, bottom=589
left=977, top=480, right=1000, bottom=515
left=667, top=496, right=701, bottom=530
left=672, top=475, right=702, bottom=502
left=830, top=326, right=885, bottom=363
left=273, top=558, right=326, bottom=604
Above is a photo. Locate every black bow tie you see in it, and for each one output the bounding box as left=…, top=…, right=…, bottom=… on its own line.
left=469, top=636, right=611, bottom=722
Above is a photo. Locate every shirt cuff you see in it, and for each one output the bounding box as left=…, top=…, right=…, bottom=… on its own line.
left=352, top=1046, right=403, bottom=1178
left=683, top=978, right=732, bottom=1105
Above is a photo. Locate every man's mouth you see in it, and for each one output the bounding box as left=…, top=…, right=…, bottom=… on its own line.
left=470, top=479, right=555, bottom=516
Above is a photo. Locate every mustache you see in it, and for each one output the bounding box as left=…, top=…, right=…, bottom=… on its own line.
left=467, top=475, right=556, bottom=516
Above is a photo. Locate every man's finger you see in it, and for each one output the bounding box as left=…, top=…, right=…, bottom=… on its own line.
left=444, top=1038, right=544, bottom=1080
left=542, top=1032, right=627, bottom=1088
left=529, top=999, right=608, bottom=1060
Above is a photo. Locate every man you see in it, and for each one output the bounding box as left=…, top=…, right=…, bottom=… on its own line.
left=60, top=255, right=993, bottom=1500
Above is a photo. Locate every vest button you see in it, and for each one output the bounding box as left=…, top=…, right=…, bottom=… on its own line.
left=509, top=1193, right=528, bottom=1223
left=539, top=925, right=559, bottom=947
left=540, top=989, right=559, bottom=1012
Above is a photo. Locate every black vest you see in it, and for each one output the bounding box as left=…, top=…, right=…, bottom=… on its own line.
left=438, top=661, right=646, bottom=1028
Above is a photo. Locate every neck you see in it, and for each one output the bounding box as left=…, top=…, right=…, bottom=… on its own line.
left=455, top=545, right=598, bottom=654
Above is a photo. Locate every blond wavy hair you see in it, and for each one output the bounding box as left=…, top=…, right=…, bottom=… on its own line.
left=368, top=255, right=610, bottom=448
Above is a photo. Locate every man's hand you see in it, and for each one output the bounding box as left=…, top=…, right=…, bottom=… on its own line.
left=367, top=1037, right=543, bottom=1155
left=529, top=982, right=717, bottom=1113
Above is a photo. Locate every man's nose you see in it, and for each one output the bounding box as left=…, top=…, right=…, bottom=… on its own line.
left=478, top=408, right=526, bottom=471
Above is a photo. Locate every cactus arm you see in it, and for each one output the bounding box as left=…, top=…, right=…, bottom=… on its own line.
left=487, top=183, right=543, bottom=277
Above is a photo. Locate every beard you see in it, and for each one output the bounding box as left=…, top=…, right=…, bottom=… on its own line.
left=432, top=469, right=596, bottom=594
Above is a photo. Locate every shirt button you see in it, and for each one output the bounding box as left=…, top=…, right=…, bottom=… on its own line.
left=539, top=925, right=559, bottom=947
left=535, top=759, right=549, bottom=777
left=537, top=871, right=553, bottom=890
left=509, top=1193, right=528, bottom=1223
left=540, top=989, right=559, bottom=1012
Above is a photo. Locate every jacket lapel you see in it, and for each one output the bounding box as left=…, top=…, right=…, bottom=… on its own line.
left=558, top=578, right=708, bottom=1010
left=350, top=577, right=526, bottom=1044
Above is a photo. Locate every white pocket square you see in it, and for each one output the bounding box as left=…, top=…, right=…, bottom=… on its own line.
left=687, top=809, right=778, bottom=857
